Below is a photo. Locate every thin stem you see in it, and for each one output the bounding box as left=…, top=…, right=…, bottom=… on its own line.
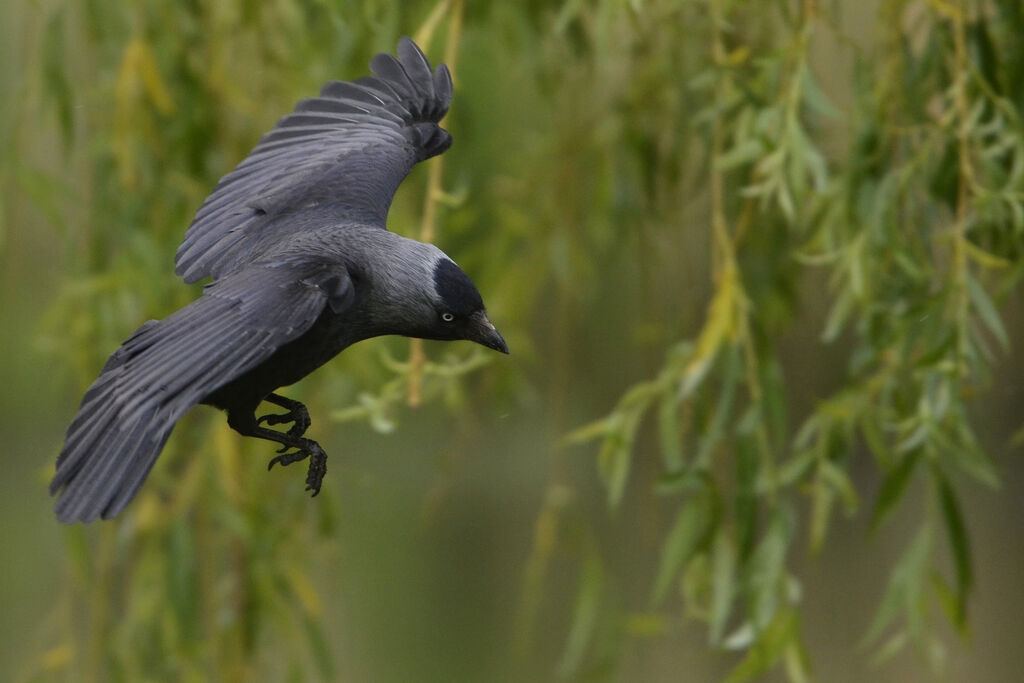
left=709, top=0, right=777, bottom=495
left=709, top=0, right=734, bottom=280
left=942, top=0, right=972, bottom=377
left=408, top=1, right=464, bottom=407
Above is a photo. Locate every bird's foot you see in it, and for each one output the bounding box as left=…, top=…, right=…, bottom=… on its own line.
left=267, top=438, right=327, bottom=497
left=257, top=401, right=311, bottom=439
left=305, top=447, right=327, bottom=497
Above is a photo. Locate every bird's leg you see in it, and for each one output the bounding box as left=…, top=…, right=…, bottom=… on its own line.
left=227, top=410, right=327, bottom=496
left=256, top=393, right=311, bottom=440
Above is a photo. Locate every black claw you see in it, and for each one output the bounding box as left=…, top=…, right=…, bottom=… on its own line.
left=267, top=448, right=309, bottom=470
left=247, top=399, right=327, bottom=495
left=304, top=448, right=327, bottom=497
left=265, top=437, right=327, bottom=498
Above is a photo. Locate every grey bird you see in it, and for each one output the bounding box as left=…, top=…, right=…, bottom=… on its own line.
left=50, top=37, right=507, bottom=524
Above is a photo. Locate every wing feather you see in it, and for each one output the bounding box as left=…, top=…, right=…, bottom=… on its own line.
left=51, top=261, right=351, bottom=523
left=175, top=37, right=452, bottom=284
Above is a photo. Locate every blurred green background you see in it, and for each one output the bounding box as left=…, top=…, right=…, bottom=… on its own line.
left=3, top=0, right=1024, bottom=681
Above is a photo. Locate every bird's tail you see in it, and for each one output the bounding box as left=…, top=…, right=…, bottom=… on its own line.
left=50, top=262, right=333, bottom=523
left=51, top=320, right=183, bottom=523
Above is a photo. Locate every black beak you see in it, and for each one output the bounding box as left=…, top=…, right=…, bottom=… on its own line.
left=470, top=311, right=509, bottom=354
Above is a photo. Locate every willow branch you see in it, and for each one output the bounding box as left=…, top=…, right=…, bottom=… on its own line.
left=408, top=0, right=464, bottom=407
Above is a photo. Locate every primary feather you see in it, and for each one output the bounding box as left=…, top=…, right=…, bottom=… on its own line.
left=174, top=36, right=453, bottom=284
left=51, top=263, right=341, bottom=522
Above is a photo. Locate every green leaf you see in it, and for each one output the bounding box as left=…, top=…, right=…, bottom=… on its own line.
left=892, top=248, right=925, bottom=280
left=863, top=525, right=933, bottom=647
left=869, top=630, right=909, bottom=666
left=784, top=638, right=813, bottom=683
left=810, top=435, right=859, bottom=553
left=694, top=349, right=740, bottom=468
left=759, top=358, right=788, bottom=454
left=801, top=66, right=841, bottom=119
left=777, top=179, right=796, bottom=221
left=656, top=467, right=708, bottom=496
left=301, top=612, right=337, bottom=680
left=562, top=414, right=618, bottom=446
left=774, top=448, right=815, bottom=487
left=652, top=490, right=715, bottom=604
left=746, top=506, right=794, bottom=628
left=820, top=460, right=860, bottom=513
left=869, top=451, right=920, bottom=533
left=556, top=547, right=605, bottom=678
left=717, top=139, right=766, bottom=171
left=657, top=391, right=684, bottom=470
left=709, top=534, right=737, bottom=645
left=722, top=609, right=800, bottom=683
left=934, top=468, right=972, bottom=630
left=860, top=414, right=889, bottom=463
left=949, top=420, right=1000, bottom=488
left=967, top=274, right=1009, bottom=349
left=598, top=435, right=632, bottom=508
left=821, top=288, right=855, bottom=342
left=598, top=409, right=643, bottom=507
left=808, top=473, right=834, bottom=554
left=896, top=421, right=928, bottom=454
left=931, top=572, right=961, bottom=635
left=734, top=440, right=760, bottom=560
left=790, top=119, right=829, bottom=191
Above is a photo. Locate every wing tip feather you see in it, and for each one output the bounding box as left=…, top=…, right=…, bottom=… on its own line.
left=172, top=37, right=452, bottom=283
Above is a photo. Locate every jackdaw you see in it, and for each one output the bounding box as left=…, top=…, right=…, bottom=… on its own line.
left=50, top=37, right=507, bottom=523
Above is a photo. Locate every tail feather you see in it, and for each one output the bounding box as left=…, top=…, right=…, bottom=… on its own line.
left=50, top=261, right=337, bottom=523
left=51, top=357, right=175, bottom=523
left=105, top=422, right=175, bottom=518
left=49, top=313, right=218, bottom=522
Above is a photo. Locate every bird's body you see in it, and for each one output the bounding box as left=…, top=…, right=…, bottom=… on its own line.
left=200, top=226, right=474, bottom=413
left=50, top=39, right=507, bottom=523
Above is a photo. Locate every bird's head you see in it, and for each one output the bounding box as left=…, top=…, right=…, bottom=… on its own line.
left=364, top=236, right=507, bottom=353
left=422, top=257, right=508, bottom=353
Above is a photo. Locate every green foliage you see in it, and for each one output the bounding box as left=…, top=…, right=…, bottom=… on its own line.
left=567, top=0, right=1024, bottom=680
left=8, top=0, right=1024, bottom=681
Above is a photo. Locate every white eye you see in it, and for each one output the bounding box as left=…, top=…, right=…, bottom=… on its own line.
left=441, top=312, right=455, bottom=322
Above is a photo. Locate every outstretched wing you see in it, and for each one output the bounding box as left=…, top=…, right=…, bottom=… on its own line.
left=50, top=261, right=352, bottom=523
left=175, top=37, right=453, bottom=284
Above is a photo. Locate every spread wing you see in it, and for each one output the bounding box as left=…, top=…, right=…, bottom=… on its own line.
left=50, top=261, right=352, bottom=523
left=174, top=37, right=453, bottom=284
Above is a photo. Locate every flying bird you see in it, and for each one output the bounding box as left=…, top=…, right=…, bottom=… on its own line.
left=50, top=38, right=507, bottom=523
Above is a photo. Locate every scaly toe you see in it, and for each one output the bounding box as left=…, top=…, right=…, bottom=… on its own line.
left=267, top=449, right=307, bottom=470
left=257, top=412, right=289, bottom=427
